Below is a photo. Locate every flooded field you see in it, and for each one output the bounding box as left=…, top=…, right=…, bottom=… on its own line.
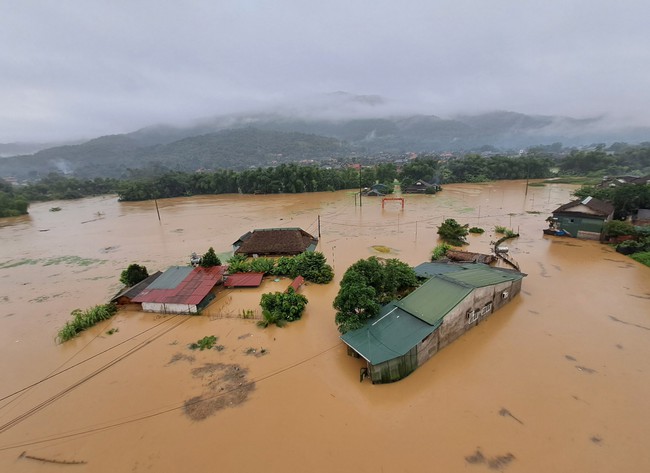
left=1, top=180, right=649, bottom=472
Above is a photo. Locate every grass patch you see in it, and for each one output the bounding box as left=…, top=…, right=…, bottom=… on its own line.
left=468, top=227, right=484, bottom=234
left=0, top=256, right=106, bottom=270
left=630, top=252, right=650, bottom=268
left=57, top=303, right=118, bottom=343
left=527, top=182, right=546, bottom=187
left=106, top=328, right=119, bottom=335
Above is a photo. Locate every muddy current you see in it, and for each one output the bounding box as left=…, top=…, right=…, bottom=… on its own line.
left=0, top=181, right=649, bottom=472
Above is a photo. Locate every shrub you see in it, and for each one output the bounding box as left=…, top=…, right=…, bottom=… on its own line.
left=257, top=288, right=308, bottom=328
left=200, top=247, right=221, bottom=267
left=468, top=227, right=485, bottom=234
left=604, top=220, right=636, bottom=238
left=494, top=225, right=508, bottom=234
left=437, top=218, right=468, bottom=246
left=292, top=251, right=334, bottom=284
left=227, top=254, right=251, bottom=273
left=57, top=303, right=118, bottom=343
left=249, top=257, right=275, bottom=274
left=120, top=263, right=149, bottom=286
left=189, top=335, right=218, bottom=350
left=431, top=243, right=452, bottom=260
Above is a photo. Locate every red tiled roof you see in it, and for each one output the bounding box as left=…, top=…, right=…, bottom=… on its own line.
left=223, top=272, right=264, bottom=287
left=133, top=266, right=225, bottom=305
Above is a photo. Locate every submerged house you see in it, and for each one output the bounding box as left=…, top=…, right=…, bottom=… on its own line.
left=233, top=228, right=318, bottom=256
left=132, top=265, right=226, bottom=314
left=545, top=196, right=614, bottom=240
left=341, top=263, right=525, bottom=384
left=402, top=179, right=441, bottom=194
left=111, top=271, right=163, bottom=305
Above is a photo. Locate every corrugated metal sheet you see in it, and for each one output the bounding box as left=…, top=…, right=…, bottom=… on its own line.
left=223, top=272, right=264, bottom=287
left=146, top=266, right=194, bottom=289
left=341, top=303, right=436, bottom=365
left=396, top=277, right=472, bottom=325
left=413, top=262, right=465, bottom=278
left=444, top=266, right=523, bottom=288
left=133, top=266, right=225, bottom=305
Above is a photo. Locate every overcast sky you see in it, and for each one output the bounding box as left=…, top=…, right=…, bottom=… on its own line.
left=1, top=0, right=649, bottom=142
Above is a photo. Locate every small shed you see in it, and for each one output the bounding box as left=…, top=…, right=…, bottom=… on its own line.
left=403, top=179, right=441, bottom=194
left=233, top=228, right=318, bottom=256
left=546, top=196, right=615, bottom=240
left=286, top=276, right=305, bottom=292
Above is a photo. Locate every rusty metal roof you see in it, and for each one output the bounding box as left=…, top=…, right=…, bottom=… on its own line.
left=223, top=272, right=264, bottom=287
left=133, top=266, right=225, bottom=305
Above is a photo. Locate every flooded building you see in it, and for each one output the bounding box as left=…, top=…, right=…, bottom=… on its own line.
left=341, top=264, right=525, bottom=384
left=132, top=265, right=226, bottom=314
left=544, top=196, right=614, bottom=240
left=233, top=228, right=318, bottom=256
left=110, top=271, right=163, bottom=305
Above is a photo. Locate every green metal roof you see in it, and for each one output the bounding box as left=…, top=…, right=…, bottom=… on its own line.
left=413, top=262, right=466, bottom=278
left=340, top=303, right=436, bottom=365
left=395, top=276, right=473, bottom=325
left=444, top=266, right=524, bottom=288
left=145, top=266, right=194, bottom=289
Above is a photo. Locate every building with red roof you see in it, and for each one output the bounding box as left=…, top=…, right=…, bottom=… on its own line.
left=132, top=265, right=226, bottom=314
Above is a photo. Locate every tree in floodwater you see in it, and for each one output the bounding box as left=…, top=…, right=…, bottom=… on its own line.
left=120, top=263, right=149, bottom=286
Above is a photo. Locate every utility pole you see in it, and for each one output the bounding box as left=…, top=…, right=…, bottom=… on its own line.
left=359, top=167, right=363, bottom=207
left=154, top=199, right=161, bottom=222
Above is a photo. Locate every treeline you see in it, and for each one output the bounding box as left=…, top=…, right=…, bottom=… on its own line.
left=0, top=155, right=555, bottom=207
left=559, top=145, right=650, bottom=176
left=0, top=179, right=29, bottom=217
left=116, top=155, right=555, bottom=201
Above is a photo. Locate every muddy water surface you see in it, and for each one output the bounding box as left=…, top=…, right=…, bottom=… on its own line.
left=1, top=181, right=649, bottom=472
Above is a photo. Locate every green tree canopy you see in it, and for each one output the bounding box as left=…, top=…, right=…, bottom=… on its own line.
left=437, top=218, right=469, bottom=246
left=120, top=263, right=149, bottom=286
left=200, top=247, right=221, bottom=267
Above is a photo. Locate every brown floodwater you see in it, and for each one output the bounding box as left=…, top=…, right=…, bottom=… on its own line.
left=1, top=181, right=649, bottom=472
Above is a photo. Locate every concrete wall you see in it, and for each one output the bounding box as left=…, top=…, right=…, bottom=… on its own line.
left=141, top=302, right=198, bottom=314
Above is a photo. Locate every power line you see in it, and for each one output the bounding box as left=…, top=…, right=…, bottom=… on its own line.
left=0, top=316, right=190, bottom=434
left=0, top=342, right=342, bottom=452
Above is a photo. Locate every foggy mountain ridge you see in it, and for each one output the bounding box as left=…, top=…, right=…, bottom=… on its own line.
left=1, top=109, right=649, bottom=180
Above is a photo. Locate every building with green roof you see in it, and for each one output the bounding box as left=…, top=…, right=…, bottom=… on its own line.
left=341, top=263, right=525, bottom=384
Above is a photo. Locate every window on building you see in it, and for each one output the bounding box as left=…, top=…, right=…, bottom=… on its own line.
left=481, top=302, right=492, bottom=315
left=467, top=309, right=478, bottom=324
left=502, top=290, right=509, bottom=299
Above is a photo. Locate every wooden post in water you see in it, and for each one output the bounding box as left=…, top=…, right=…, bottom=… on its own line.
left=318, top=214, right=321, bottom=238
left=154, top=199, right=161, bottom=222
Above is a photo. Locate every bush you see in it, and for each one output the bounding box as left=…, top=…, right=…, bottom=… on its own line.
left=227, top=254, right=251, bottom=273
left=257, top=288, right=308, bottom=328
left=604, top=220, right=636, bottom=238
left=437, top=219, right=468, bottom=246
left=200, top=247, right=221, bottom=267
left=431, top=243, right=452, bottom=260
left=120, top=263, right=149, bottom=286
left=468, top=227, right=484, bottom=234
left=249, top=257, right=275, bottom=274
left=57, top=303, right=118, bottom=342
left=189, top=335, right=218, bottom=350
left=494, top=225, right=508, bottom=234
left=292, top=252, right=334, bottom=284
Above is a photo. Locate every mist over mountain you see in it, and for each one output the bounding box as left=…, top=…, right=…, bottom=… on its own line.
left=1, top=94, right=649, bottom=181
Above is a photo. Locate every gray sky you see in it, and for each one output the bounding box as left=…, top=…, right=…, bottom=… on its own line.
left=1, top=0, right=649, bottom=142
